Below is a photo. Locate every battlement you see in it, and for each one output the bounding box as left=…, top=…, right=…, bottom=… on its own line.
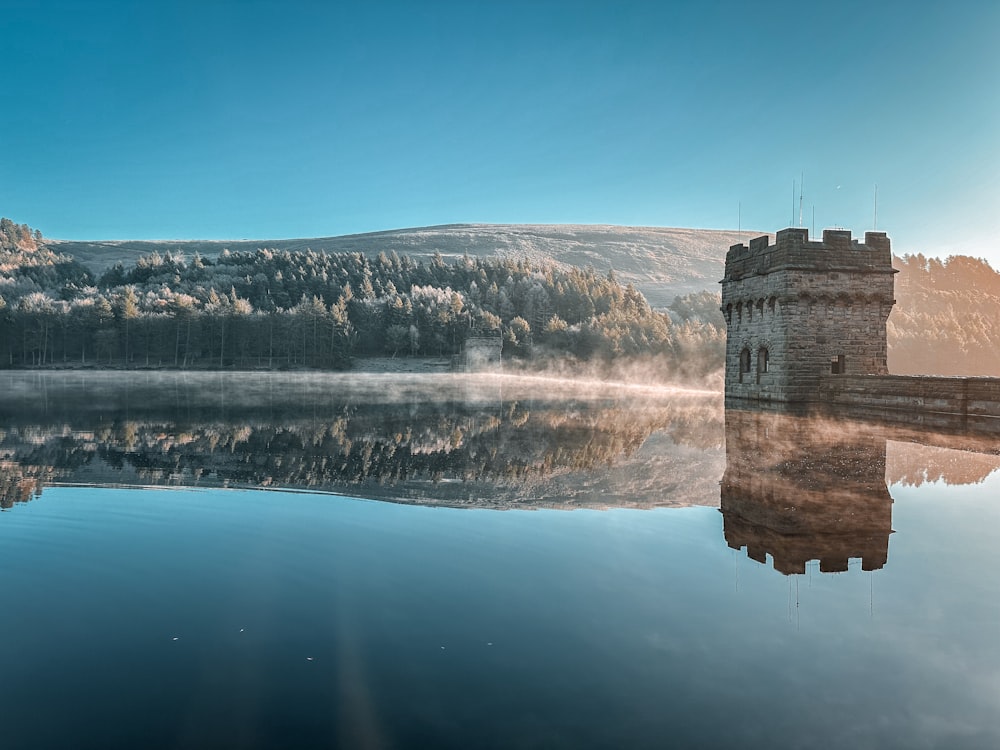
left=724, top=228, right=893, bottom=281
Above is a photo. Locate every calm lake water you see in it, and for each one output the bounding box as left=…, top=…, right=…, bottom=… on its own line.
left=1, top=372, right=998, bottom=749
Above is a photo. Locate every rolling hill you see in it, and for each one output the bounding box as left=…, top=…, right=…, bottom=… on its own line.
left=52, top=224, right=762, bottom=306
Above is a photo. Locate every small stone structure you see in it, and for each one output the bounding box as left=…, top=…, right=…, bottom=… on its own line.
left=462, top=336, right=502, bottom=371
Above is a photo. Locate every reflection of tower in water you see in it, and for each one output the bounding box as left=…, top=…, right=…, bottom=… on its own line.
left=721, top=409, right=893, bottom=575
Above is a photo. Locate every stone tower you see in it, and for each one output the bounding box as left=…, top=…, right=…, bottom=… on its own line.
left=721, top=228, right=895, bottom=402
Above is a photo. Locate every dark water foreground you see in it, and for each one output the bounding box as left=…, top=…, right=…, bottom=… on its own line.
left=1, top=373, right=998, bottom=749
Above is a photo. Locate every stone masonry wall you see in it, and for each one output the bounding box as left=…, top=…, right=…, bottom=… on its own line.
left=817, top=375, right=1000, bottom=418
left=722, top=228, right=895, bottom=402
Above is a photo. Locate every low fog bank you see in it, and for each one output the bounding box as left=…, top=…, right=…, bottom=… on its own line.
left=493, top=354, right=724, bottom=395
left=0, top=368, right=721, bottom=417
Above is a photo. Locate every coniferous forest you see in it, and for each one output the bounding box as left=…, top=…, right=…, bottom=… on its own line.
left=0, top=218, right=723, bottom=377
left=3, top=217, right=998, bottom=377
left=888, top=253, right=1000, bottom=375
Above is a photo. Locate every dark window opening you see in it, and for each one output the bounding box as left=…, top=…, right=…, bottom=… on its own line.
left=758, top=348, right=769, bottom=374
left=739, top=348, right=751, bottom=383
left=830, top=354, right=846, bottom=374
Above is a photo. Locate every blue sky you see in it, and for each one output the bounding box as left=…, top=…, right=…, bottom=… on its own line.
left=2, top=0, right=997, bottom=261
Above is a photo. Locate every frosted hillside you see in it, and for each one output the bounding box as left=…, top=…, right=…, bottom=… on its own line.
left=54, top=224, right=766, bottom=306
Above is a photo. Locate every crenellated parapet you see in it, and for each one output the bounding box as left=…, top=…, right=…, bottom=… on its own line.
left=725, top=228, right=894, bottom=281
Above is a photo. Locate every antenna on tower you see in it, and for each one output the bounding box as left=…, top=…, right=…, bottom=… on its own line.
left=873, top=184, right=878, bottom=231
left=812, top=205, right=815, bottom=238
left=798, top=172, right=804, bottom=228
left=791, top=180, right=796, bottom=227
left=738, top=201, right=741, bottom=240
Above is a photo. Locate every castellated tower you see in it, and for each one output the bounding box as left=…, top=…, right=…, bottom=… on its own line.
left=721, top=228, right=896, bottom=402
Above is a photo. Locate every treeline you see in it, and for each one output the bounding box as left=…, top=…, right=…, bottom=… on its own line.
left=889, top=253, right=1000, bottom=375
left=19, top=215, right=999, bottom=377
left=0, top=218, right=723, bottom=375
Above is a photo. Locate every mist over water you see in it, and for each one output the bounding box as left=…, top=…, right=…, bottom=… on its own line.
left=495, top=353, right=726, bottom=394
left=0, top=370, right=719, bottom=412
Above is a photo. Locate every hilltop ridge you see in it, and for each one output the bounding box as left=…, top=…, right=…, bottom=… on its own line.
left=52, top=224, right=761, bottom=306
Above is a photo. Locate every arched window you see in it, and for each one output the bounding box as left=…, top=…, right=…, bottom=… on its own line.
left=725, top=304, right=732, bottom=324
left=739, top=348, right=751, bottom=382
left=757, top=347, right=769, bottom=383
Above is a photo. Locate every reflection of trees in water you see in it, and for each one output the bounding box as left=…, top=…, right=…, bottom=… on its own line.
left=885, top=441, right=1000, bottom=487
left=0, top=396, right=724, bottom=509
left=0, top=462, right=51, bottom=509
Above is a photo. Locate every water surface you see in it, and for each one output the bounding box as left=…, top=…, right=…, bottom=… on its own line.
left=1, top=373, right=998, bottom=749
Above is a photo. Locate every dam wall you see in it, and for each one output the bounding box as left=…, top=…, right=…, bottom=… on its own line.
left=817, top=375, right=1000, bottom=419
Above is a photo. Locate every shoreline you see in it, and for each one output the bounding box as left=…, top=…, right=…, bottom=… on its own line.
left=0, top=356, right=457, bottom=375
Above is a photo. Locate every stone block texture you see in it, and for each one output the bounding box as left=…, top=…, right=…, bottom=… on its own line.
left=721, top=228, right=895, bottom=402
